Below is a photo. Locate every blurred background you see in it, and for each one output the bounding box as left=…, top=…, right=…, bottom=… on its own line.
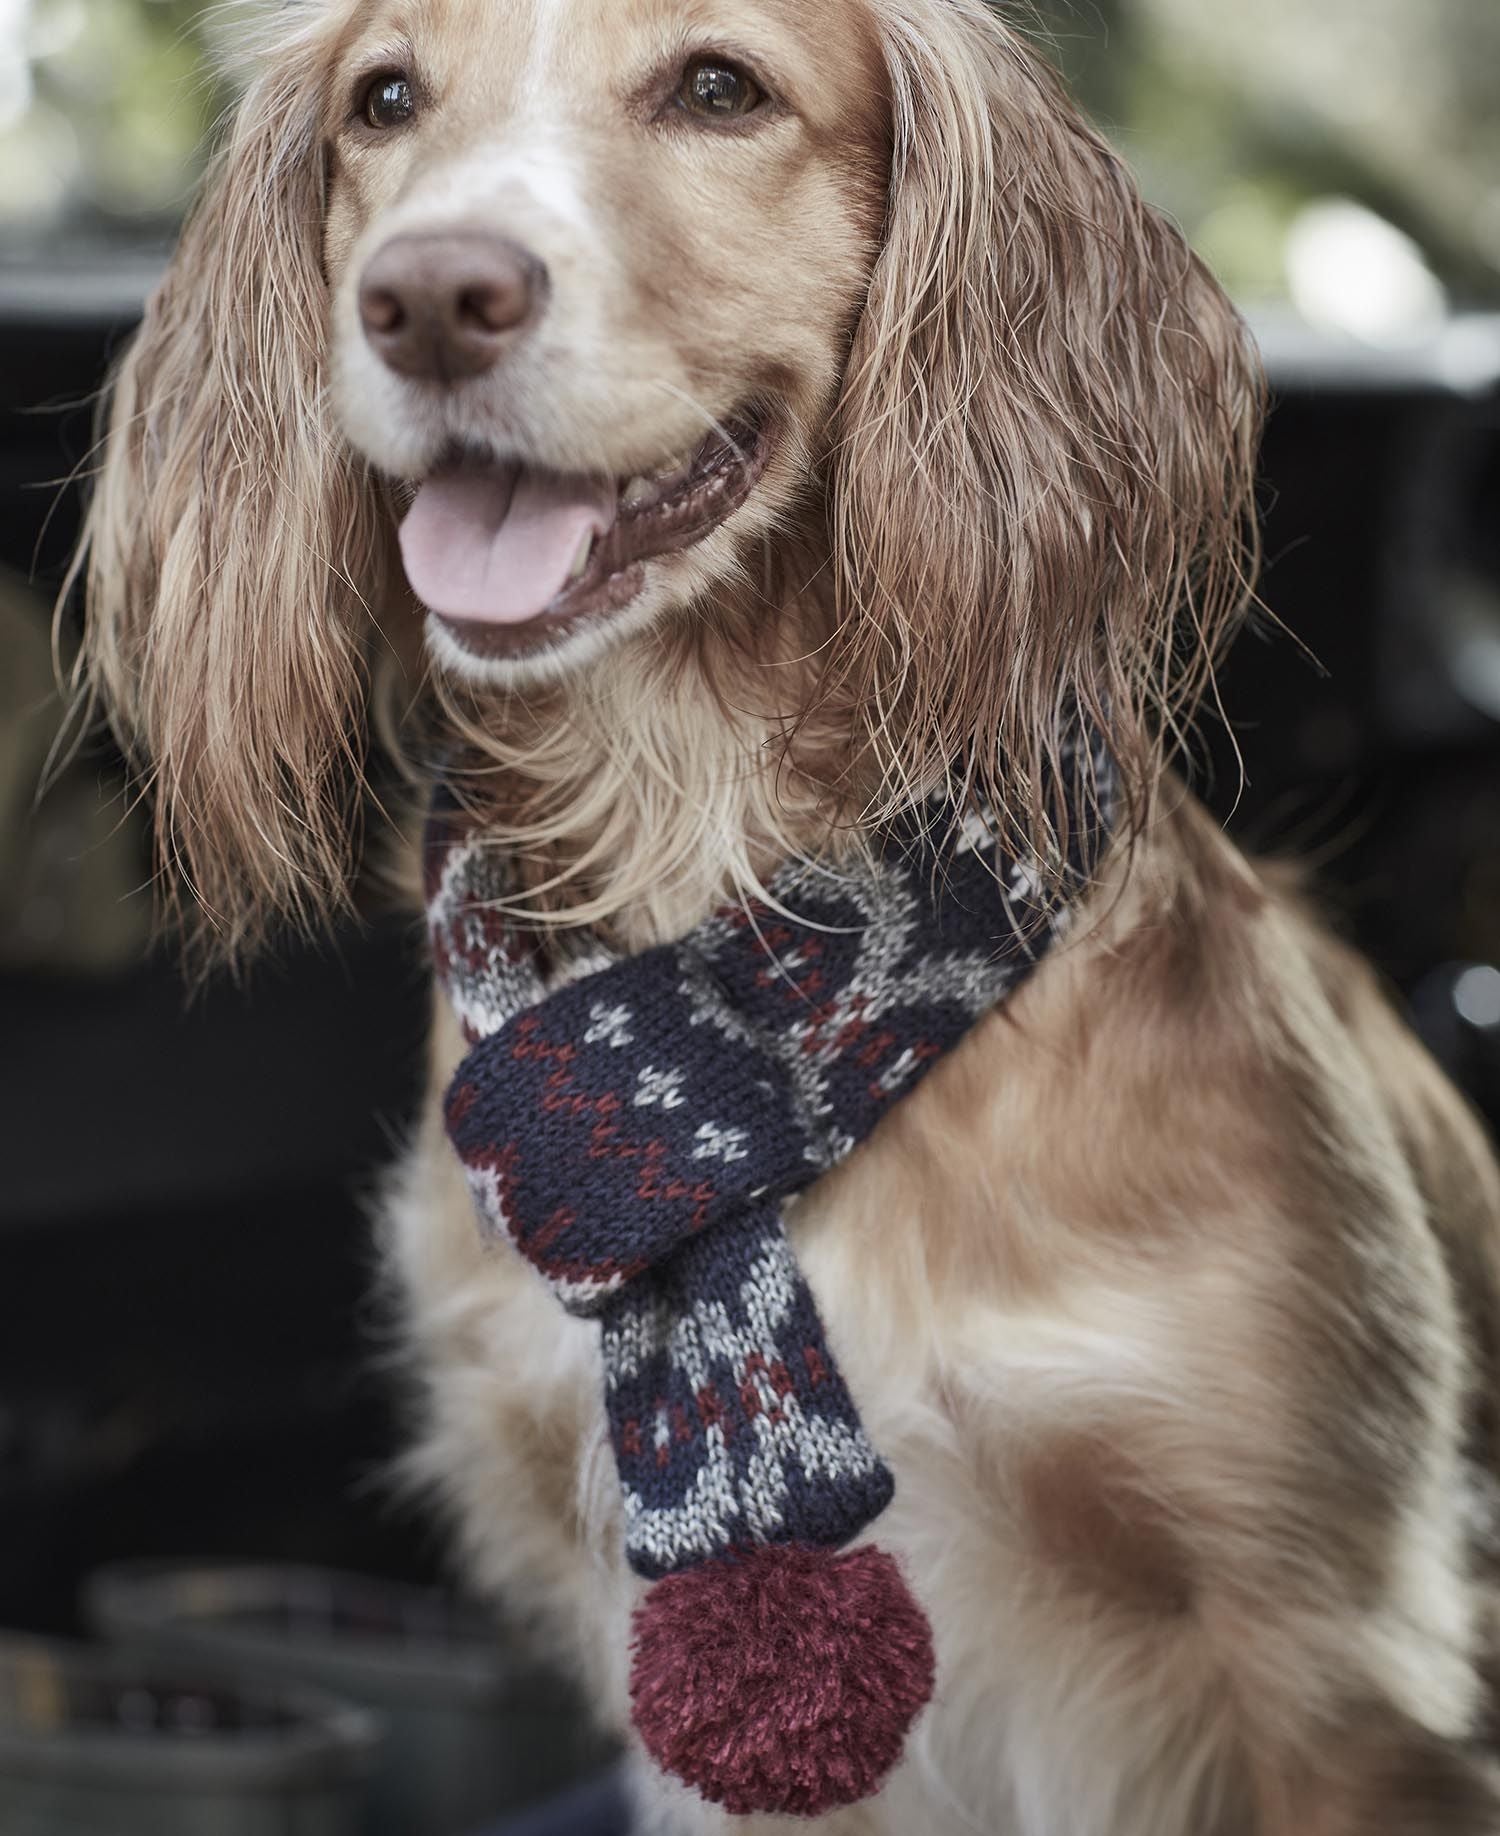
left=0, top=0, right=1497, bottom=1830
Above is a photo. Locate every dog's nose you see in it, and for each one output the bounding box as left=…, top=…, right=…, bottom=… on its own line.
left=358, top=232, right=547, bottom=381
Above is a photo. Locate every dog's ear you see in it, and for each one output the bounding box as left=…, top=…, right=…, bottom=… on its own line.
left=76, top=25, right=383, bottom=964
left=830, top=0, right=1264, bottom=857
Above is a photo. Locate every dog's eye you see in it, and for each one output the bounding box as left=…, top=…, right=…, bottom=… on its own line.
left=678, top=59, right=762, bottom=120
left=362, top=73, right=415, bottom=130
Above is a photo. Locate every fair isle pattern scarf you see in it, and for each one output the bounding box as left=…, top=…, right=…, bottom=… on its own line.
left=426, top=735, right=1116, bottom=1818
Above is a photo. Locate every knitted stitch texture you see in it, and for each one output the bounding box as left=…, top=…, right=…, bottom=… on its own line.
left=427, top=735, right=1116, bottom=1582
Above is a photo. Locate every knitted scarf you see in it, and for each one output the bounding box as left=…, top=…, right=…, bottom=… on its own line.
left=425, top=735, right=1116, bottom=1817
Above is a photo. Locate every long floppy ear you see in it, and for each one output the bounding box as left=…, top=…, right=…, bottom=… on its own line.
left=75, top=18, right=383, bottom=964
left=831, top=0, right=1264, bottom=857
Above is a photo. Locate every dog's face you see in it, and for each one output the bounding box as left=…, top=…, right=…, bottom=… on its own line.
left=80, top=0, right=1261, bottom=954
left=321, top=0, right=887, bottom=683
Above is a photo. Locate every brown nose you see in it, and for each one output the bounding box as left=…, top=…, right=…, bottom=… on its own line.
left=358, top=231, right=547, bottom=381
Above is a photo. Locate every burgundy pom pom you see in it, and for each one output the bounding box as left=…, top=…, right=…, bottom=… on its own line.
left=629, top=1542, right=935, bottom=1817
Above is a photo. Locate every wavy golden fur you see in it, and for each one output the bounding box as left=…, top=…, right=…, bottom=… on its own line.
left=77, top=14, right=385, bottom=955
left=75, top=0, right=1500, bottom=1829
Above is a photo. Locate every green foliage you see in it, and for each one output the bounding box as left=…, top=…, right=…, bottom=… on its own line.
left=0, top=0, right=225, bottom=233
left=2, top=0, right=1496, bottom=302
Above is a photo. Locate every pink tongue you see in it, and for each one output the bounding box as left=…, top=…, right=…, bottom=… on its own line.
left=399, top=466, right=618, bottom=626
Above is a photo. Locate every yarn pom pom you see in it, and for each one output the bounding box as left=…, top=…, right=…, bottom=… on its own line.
left=629, top=1542, right=935, bottom=1817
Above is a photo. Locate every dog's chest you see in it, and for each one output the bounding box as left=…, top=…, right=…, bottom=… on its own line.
left=385, top=985, right=1182, bottom=1833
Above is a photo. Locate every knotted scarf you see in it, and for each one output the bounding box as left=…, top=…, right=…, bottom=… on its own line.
left=426, top=733, right=1116, bottom=1816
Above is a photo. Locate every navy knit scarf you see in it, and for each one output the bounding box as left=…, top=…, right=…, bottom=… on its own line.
left=426, top=733, right=1116, bottom=1817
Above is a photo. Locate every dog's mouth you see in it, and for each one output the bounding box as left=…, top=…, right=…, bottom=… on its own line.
left=398, top=407, right=773, bottom=661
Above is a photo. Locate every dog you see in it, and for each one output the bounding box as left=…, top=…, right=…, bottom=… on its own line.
left=75, top=0, right=1500, bottom=1828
